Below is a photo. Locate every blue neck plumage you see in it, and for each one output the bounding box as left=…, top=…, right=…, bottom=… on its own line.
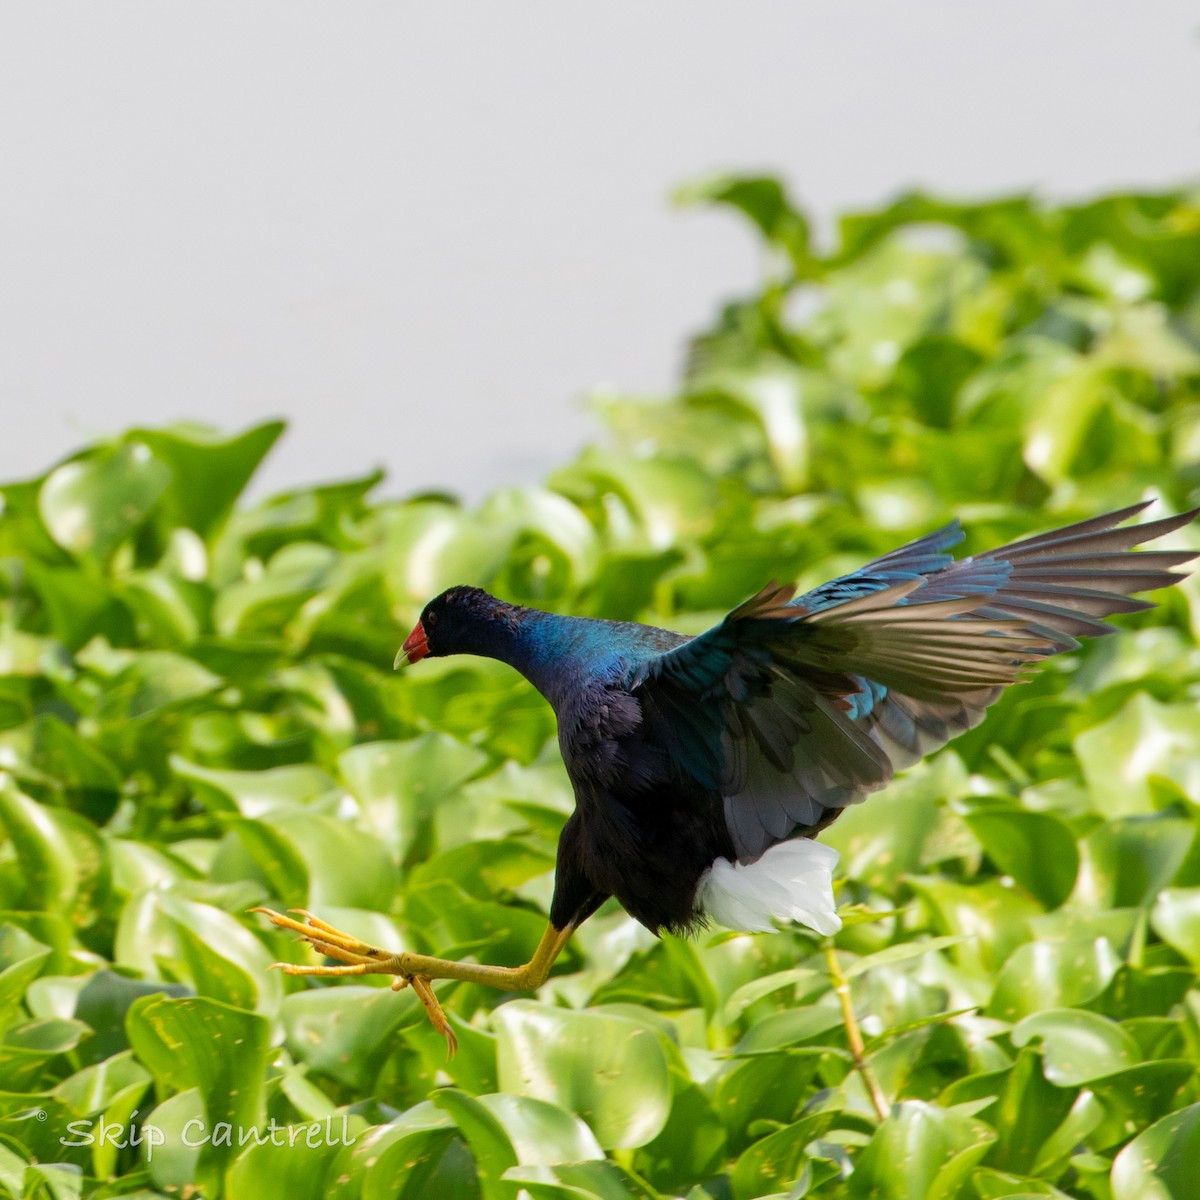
left=465, top=609, right=620, bottom=709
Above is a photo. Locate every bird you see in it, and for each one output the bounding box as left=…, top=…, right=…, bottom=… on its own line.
left=255, top=500, right=1197, bottom=1053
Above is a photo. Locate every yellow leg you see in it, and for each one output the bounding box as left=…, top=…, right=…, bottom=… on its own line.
left=250, top=907, right=574, bottom=1057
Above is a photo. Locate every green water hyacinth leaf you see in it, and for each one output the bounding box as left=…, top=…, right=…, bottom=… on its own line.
left=93, top=651, right=221, bottom=722
left=1030, top=904, right=1143, bottom=954
left=172, top=757, right=338, bottom=817
left=141, top=1085, right=206, bottom=1192
left=126, top=421, right=284, bottom=539
left=493, top=1001, right=671, bottom=1150
left=38, top=443, right=172, bottom=561
left=479, top=485, right=600, bottom=590
left=72, top=971, right=190, bottom=1065
left=409, top=839, right=555, bottom=907
left=114, top=892, right=281, bottom=1015
left=24, top=970, right=91, bottom=1024
left=170, top=919, right=261, bottom=1012
left=840, top=935, right=966, bottom=979
left=0, top=945, right=52, bottom=1032
left=21, top=560, right=127, bottom=652
left=988, top=936, right=1123, bottom=1022
left=677, top=172, right=812, bottom=270
left=1111, top=1102, right=1200, bottom=1199
left=18, top=714, right=123, bottom=820
left=960, top=800, right=1078, bottom=909
left=635, top=1059, right=727, bottom=1190
left=382, top=501, right=516, bottom=606
left=709, top=1052, right=828, bottom=1153
left=1074, top=693, right=1200, bottom=818
left=550, top=450, right=717, bottom=550
left=893, top=334, right=984, bottom=429
left=86, top=1075, right=152, bottom=1180
left=0, top=1016, right=91, bottom=1090
left=971, top=1169, right=1076, bottom=1198
left=732, top=1003, right=845, bottom=1055
left=686, top=365, right=835, bottom=492
left=1027, top=1089, right=1107, bottom=1178
left=1076, top=810, right=1195, bottom=910
left=0, top=1145, right=22, bottom=1198
left=848, top=1101, right=996, bottom=1200
left=404, top=1009, right=499, bottom=1094
left=730, top=1113, right=832, bottom=1200
left=51, top=1049, right=150, bottom=1117
left=1010, top=1008, right=1139, bottom=1085
left=438, top=1090, right=662, bottom=1200
left=719, top=967, right=827, bottom=1024
left=336, top=1105, right=470, bottom=1200
left=212, top=542, right=341, bottom=638
left=431, top=1089, right=518, bottom=1200
left=108, top=838, right=192, bottom=900
left=1, top=1098, right=91, bottom=1174
left=0, top=922, right=52, bottom=973
left=216, top=818, right=310, bottom=908
left=219, top=467, right=383, bottom=562
left=503, top=1160, right=664, bottom=1200
left=115, top=888, right=278, bottom=998
left=1022, top=363, right=1158, bottom=485
left=280, top=985, right=419, bottom=1091
left=233, top=810, right=399, bottom=910
left=117, top=569, right=207, bottom=645
left=818, top=235, right=990, bottom=391
left=125, top=994, right=270, bottom=1194
left=1150, top=887, right=1200, bottom=964
left=0, top=783, right=109, bottom=924
left=590, top=934, right=719, bottom=1016
left=822, top=754, right=963, bottom=891
left=21, top=1162, right=87, bottom=1200
left=905, top=876, right=1041, bottom=978
left=338, top=733, right=488, bottom=859
left=1088, top=1060, right=1196, bottom=1149
left=466, top=1092, right=604, bottom=1164
left=225, top=1128, right=350, bottom=1200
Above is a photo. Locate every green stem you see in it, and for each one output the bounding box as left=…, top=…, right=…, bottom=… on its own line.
left=825, top=943, right=889, bottom=1122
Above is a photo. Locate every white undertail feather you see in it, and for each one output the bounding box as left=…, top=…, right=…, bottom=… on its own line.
left=697, top=839, right=841, bottom=936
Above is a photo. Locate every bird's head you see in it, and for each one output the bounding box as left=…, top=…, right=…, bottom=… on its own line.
left=395, top=586, right=520, bottom=667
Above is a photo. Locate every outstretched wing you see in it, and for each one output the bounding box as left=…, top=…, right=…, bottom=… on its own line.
left=631, top=502, right=1197, bottom=859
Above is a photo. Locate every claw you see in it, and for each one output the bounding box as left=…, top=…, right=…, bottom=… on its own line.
left=409, top=974, right=458, bottom=1057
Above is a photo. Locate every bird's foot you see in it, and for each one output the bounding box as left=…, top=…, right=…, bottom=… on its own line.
left=250, top=907, right=458, bottom=1056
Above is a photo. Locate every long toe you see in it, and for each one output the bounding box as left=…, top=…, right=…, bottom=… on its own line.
left=251, top=906, right=403, bottom=975
left=251, top=907, right=386, bottom=956
left=305, top=935, right=376, bottom=966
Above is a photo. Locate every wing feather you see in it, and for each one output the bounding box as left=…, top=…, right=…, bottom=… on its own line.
left=634, top=503, right=1197, bottom=859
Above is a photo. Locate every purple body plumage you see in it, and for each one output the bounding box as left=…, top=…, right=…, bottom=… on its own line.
left=407, top=503, right=1197, bottom=937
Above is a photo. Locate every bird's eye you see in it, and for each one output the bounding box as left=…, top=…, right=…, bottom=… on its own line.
left=426, top=611, right=438, bottom=628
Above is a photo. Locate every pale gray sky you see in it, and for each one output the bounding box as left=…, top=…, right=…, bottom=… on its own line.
left=1, top=3, right=1197, bottom=501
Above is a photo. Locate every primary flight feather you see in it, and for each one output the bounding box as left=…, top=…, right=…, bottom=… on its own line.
left=257, top=501, right=1197, bottom=1053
